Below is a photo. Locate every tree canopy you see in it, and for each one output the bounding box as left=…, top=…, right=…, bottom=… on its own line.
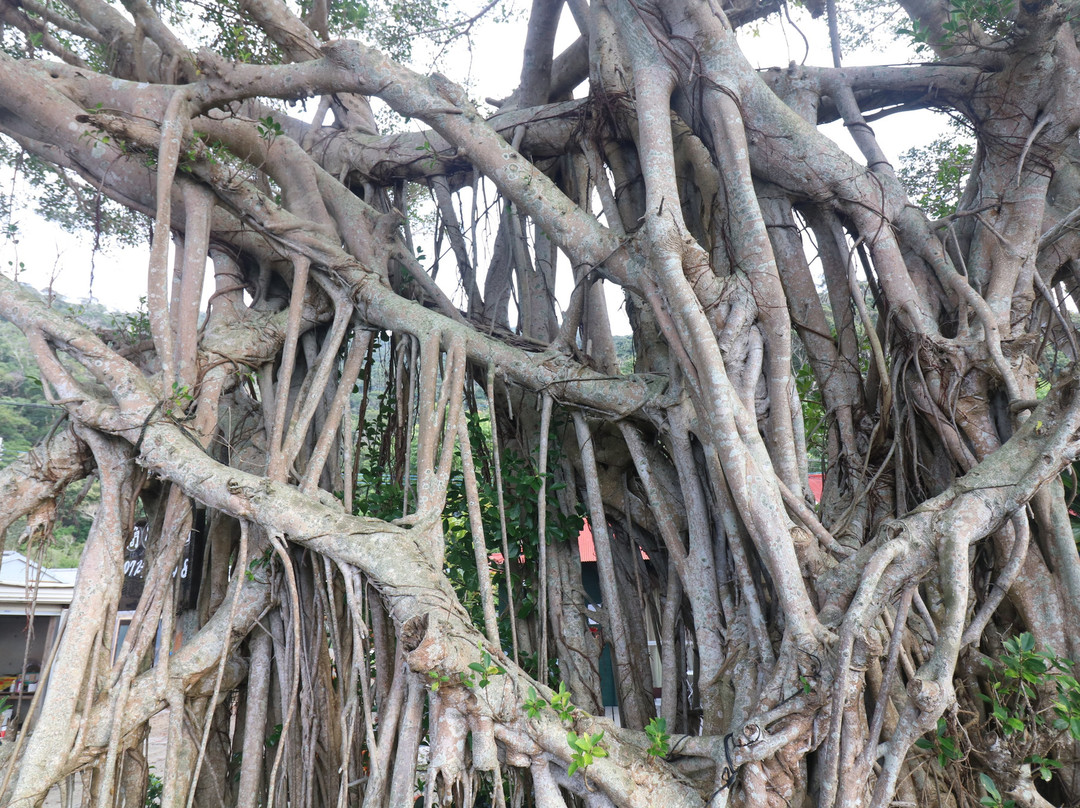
left=2, top=1, right=1080, bottom=808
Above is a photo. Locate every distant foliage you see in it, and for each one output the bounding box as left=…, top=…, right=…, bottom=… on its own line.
left=836, top=0, right=1014, bottom=60
left=899, top=0, right=1015, bottom=50
left=0, top=293, right=119, bottom=563
left=898, top=132, right=976, bottom=219
left=0, top=318, right=55, bottom=466
left=614, top=334, right=635, bottom=374
left=834, top=0, right=912, bottom=53
left=0, top=137, right=149, bottom=250
left=354, top=362, right=584, bottom=680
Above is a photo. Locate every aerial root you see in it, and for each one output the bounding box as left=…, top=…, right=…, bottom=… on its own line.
left=530, top=758, right=567, bottom=808
left=468, top=712, right=499, bottom=772
left=427, top=702, right=469, bottom=805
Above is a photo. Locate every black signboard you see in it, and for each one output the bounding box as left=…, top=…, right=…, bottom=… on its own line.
left=119, top=521, right=149, bottom=611
left=120, top=509, right=205, bottom=612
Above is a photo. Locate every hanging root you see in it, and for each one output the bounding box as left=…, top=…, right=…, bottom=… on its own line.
left=530, top=758, right=568, bottom=808
left=426, top=698, right=469, bottom=806
left=469, top=713, right=506, bottom=808
left=147, top=88, right=195, bottom=388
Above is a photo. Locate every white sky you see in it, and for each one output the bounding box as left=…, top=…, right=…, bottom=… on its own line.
left=1, top=2, right=948, bottom=329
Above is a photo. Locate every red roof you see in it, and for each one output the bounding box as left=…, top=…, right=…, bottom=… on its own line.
left=578, top=521, right=596, bottom=563
left=577, top=521, right=650, bottom=562
left=489, top=521, right=640, bottom=565
left=488, top=522, right=621, bottom=565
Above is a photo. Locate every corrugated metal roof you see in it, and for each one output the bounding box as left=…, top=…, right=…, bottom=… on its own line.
left=0, top=551, right=70, bottom=585
left=0, top=551, right=76, bottom=610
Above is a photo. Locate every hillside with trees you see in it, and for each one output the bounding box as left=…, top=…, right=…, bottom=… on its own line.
left=0, top=318, right=55, bottom=464
left=0, top=300, right=111, bottom=564
left=1, top=1, right=1080, bottom=807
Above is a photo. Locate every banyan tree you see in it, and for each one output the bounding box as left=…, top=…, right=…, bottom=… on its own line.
left=2, top=0, right=1080, bottom=806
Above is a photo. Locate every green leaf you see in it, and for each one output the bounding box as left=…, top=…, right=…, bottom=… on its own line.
left=1070, top=716, right=1080, bottom=739
left=980, top=773, right=1002, bottom=802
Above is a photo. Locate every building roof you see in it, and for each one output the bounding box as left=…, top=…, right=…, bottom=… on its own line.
left=0, top=551, right=77, bottom=614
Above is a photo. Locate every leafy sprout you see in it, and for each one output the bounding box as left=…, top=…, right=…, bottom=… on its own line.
left=550, top=681, right=575, bottom=722
left=567, top=730, right=607, bottom=777
left=645, top=717, right=670, bottom=758
left=523, top=686, right=547, bottom=719
left=463, top=642, right=506, bottom=688
left=914, top=717, right=964, bottom=768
